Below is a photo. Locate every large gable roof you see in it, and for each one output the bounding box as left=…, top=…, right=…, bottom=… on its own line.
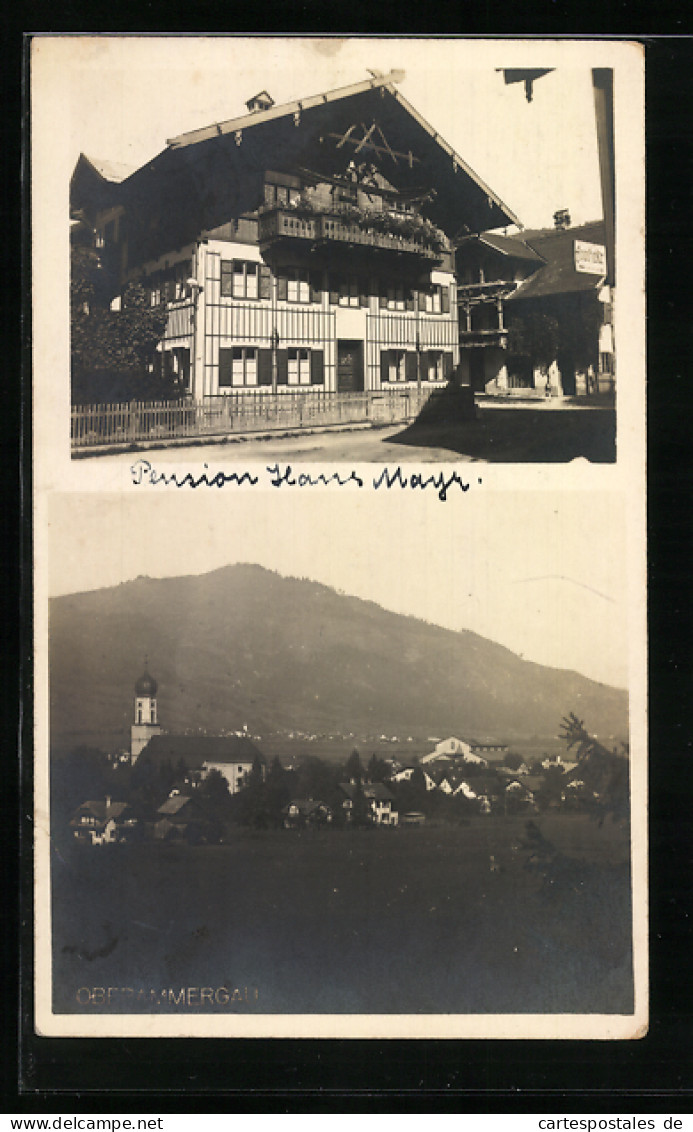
left=140, top=733, right=264, bottom=768
left=107, top=71, right=519, bottom=235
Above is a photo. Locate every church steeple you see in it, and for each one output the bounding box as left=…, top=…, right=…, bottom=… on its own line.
left=130, top=659, right=162, bottom=761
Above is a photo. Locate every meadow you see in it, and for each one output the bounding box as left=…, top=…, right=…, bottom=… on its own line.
left=51, top=814, right=633, bottom=1016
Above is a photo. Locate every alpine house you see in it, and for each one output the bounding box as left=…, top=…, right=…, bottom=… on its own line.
left=70, top=71, right=519, bottom=401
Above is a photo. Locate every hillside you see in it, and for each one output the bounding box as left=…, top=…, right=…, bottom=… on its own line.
left=49, top=563, right=628, bottom=746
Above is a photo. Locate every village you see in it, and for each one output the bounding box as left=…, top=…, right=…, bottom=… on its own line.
left=64, top=663, right=619, bottom=848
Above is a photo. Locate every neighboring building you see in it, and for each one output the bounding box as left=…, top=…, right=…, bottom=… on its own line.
left=340, top=781, right=398, bottom=825
left=282, top=799, right=333, bottom=829
left=140, top=733, right=266, bottom=795
left=456, top=214, right=614, bottom=397
left=128, top=663, right=266, bottom=792
left=154, top=793, right=216, bottom=842
left=421, top=736, right=507, bottom=765
left=70, top=71, right=518, bottom=401
left=69, top=799, right=136, bottom=846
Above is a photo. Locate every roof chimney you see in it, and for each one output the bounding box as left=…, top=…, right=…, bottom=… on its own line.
left=553, top=208, right=571, bottom=230
left=246, top=91, right=275, bottom=114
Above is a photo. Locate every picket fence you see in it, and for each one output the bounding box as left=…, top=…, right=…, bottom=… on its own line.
left=71, top=388, right=437, bottom=450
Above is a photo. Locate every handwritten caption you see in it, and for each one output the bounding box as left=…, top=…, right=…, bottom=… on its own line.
left=130, top=459, right=482, bottom=503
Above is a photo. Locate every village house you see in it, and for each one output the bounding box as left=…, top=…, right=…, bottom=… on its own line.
left=456, top=213, right=614, bottom=397
left=421, top=735, right=508, bottom=765
left=282, top=799, right=333, bottom=829
left=154, top=793, right=218, bottom=842
left=70, top=71, right=518, bottom=403
left=340, top=781, right=398, bottom=825
left=69, top=799, right=136, bottom=846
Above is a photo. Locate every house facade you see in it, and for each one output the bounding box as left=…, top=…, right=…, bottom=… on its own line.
left=70, top=72, right=518, bottom=403
left=456, top=214, right=614, bottom=397
left=140, top=733, right=266, bottom=795
left=340, top=781, right=398, bottom=825
left=70, top=799, right=135, bottom=846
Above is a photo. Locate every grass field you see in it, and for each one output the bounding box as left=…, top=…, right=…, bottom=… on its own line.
left=51, top=814, right=633, bottom=1015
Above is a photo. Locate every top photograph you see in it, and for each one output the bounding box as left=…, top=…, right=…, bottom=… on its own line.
left=59, top=38, right=635, bottom=465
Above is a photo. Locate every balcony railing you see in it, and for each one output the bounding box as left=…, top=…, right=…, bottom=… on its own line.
left=259, top=207, right=444, bottom=262
left=458, top=328, right=508, bottom=348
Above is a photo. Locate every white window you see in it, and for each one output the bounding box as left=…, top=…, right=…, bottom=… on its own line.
left=388, top=351, right=406, bottom=383
left=339, top=278, right=360, bottom=307
left=424, top=287, right=442, bottom=314
left=426, top=352, right=444, bottom=382
left=219, top=347, right=258, bottom=388
left=221, top=260, right=259, bottom=299
left=387, top=286, right=405, bottom=311
left=287, top=268, right=310, bottom=303
left=288, top=348, right=311, bottom=385
left=232, top=347, right=258, bottom=387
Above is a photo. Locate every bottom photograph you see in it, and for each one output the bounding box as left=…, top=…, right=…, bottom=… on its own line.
left=37, top=488, right=644, bottom=1036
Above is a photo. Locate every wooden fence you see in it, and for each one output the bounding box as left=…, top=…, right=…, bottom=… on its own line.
left=71, top=388, right=436, bottom=450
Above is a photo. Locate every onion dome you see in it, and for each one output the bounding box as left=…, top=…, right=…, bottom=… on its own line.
left=135, top=666, right=158, bottom=697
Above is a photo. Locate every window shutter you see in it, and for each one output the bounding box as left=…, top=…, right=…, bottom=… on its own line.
left=219, top=348, right=233, bottom=387
left=405, top=352, right=418, bottom=383
left=380, top=352, right=390, bottom=384
left=443, top=352, right=454, bottom=380
left=310, top=350, right=324, bottom=385
left=359, top=280, right=369, bottom=308
left=405, top=289, right=416, bottom=312
left=276, top=349, right=289, bottom=385
left=418, top=289, right=427, bottom=312
left=277, top=274, right=288, bottom=302
left=441, top=285, right=450, bottom=314
left=329, top=277, right=339, bottom=305
left=259, top=265, right=272, bottom=300
left=257, top=349, right=273, bottom=386
left=310, top=272, right=322, bottom=304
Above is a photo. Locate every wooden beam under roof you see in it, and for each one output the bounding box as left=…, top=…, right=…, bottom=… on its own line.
left=166, top=72, right=404, bottom=149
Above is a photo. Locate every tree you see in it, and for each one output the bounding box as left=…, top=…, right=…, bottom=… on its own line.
left=344, top=749, right=364, bottom=784
left=559, top=713, right=629, bottom=827
left=507, top=309, right=561, bottom=380
left=71, top=243, right=170, bottom=404
left=367, top=753, right=390, bottom=783
left=558, top=293, right=603, bottom=374
left=350, top=780, right=371, bottom=828
left=536, top=765, right=566, bottom=812
left=246, top=752, right=265, bottom=789
left=504, top=751, right=524, bottom=771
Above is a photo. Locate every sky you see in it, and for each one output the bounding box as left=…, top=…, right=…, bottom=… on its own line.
left=47, top=489, right=629, bottom=689
left=38, top=34, right=607, bottom=231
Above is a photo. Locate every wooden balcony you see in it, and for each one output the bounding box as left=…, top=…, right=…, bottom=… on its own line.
left=459, top=328, right=508, bottom=349
left=258, top=207, right=444, bottom=264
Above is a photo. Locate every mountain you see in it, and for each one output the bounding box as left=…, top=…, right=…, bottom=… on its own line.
left=49, top=563, right=628, bottom=745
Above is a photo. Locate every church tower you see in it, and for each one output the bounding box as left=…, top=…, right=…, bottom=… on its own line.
left=130, top=661, right=162, bottom=762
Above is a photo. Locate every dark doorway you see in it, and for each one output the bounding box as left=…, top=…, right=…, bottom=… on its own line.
left=507, top=357, right=534, bottom=389
left=337, top=340, right=364, bottom=392
left=558, top=350, right=576, bottom=396
left=470, top=350, right=486, bottom=392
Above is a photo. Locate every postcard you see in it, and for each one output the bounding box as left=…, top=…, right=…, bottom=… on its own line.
left=31, top=35, right=646, bottom=1039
